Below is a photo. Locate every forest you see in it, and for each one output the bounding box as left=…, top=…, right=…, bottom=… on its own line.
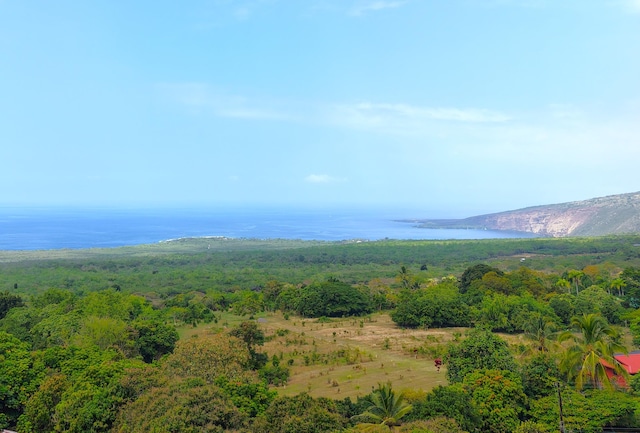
left=3, top=234, right=640, bottom=432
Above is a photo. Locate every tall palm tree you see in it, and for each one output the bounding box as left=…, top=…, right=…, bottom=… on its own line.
left=559, top=313, right=629, bottom=390
left=353, top=382, right=413, bottom=430
left=566, top=270, right=585, bottom=295
left=610, top=278, right=627, bottom=297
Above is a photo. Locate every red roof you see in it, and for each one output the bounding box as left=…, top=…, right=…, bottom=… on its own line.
left=614, top=351, right=640, bottom=375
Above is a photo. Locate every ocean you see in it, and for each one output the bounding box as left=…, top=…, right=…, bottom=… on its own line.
left=0, top=206, right=531, bottom=251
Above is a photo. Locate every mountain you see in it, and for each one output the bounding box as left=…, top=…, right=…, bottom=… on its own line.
left=415, top=192, right=640, bottom=237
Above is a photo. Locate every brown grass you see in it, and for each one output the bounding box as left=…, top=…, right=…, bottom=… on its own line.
left=182, top=312, right=459, bottom=400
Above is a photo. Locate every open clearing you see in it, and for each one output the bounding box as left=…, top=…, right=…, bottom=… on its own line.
left=182, top=312, right=533, bottom=400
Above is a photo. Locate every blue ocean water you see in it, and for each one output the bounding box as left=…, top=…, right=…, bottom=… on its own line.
left=0, top=206, right=531, bottom=251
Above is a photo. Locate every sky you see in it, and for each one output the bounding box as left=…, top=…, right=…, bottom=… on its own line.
left=1, top=0, right=639, bottom=217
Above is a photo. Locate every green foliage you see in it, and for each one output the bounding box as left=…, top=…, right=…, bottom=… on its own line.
left=459, top=264, right=503, bottom=292
left=0, top=331, right=45, bottom=428
left=72, top=316, right=130, bottom=351
left=17, top=373, right=68, bottom=433
left=408, top=384, right=479, bottom=432
left=391, top=282, right=471, bottom=328
left=574, top=285, right=623, bottom=324
left=3, top=237, right=640, bottom=431
left=548, top=293, right=575, bottom=325
left=259, top=363, right=290, bottom=385
left=513, top=420, right=551, bottom=433
left=166, top=333, right=250, bottom=381
left=230, top=320, right=268, bottom=370
left=113, top=379, right=247, bottom=433
left=18, top=351, right=145, bottom=433
left=352, top=382, right=413, bottom=427
left=395, top=417, right=467, bottom=433
left=445, top=328, right=517, bottom=383
left=0, top=290, right=23, bottom=320
left=520, top=353, right=561, bottom=399
left=130, top=318, right=179, bottom=363
left=250, top=393, right=348, bottom=433
left=297, top=280, right=372, bottom=318
left=558, top=313, right=628, bottom=390
left=213, top=375, right=276, bottom=417
left=529, top=389, right=640, bottom=433
left=475, top=293, right=557, bottom=333
left=621, top=266, right=640, bottom=308
left=462, top=369, right=527, bottom=433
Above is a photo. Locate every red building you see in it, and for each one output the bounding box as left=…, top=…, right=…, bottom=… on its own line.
left=602, top=350, right=640, bottom=387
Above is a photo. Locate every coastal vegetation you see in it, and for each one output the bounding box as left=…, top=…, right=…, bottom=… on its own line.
left=3, top=235, right=640, bottom=431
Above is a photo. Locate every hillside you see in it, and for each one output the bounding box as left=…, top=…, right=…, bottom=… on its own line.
left=414, top=191, right=640, bottom=237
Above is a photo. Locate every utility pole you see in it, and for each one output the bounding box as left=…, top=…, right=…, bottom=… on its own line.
left=556, top=382, right=566, bottom=433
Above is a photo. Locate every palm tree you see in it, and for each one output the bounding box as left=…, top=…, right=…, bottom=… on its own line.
left=352, top=382, right=413, bottom=430
left=523, top=313, right=557, bottom=353
left=566, top=270, right=585, bottom=295
left=559, top=313, right=629, bottom=390
left=555, top=278, right=571, bottom=294
left=610, top=278, right=627, bottom=297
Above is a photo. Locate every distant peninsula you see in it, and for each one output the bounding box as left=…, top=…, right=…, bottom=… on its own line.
left=408, top=191, right=640, bottom=237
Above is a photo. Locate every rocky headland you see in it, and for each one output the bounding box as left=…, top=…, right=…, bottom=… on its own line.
left=413, top=191, right=640, bottom=237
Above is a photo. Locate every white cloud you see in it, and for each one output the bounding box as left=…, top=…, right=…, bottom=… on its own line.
left=328, top=102, right=510, bottom=136
left=305, top=174, right=345, bottom=184
left=349, top=1, right=407, bottom=16
left=159, top=84, right=640, bottom=173
left=159, top=82, right=291, bottom=121
left=354, top=102, right=510, bottom=122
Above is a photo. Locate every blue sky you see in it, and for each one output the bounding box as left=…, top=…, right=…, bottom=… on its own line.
left=2, top=0, right=639, bottom=217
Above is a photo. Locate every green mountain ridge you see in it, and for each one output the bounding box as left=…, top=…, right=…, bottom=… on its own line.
left=414, top=191, right=640, bottom=237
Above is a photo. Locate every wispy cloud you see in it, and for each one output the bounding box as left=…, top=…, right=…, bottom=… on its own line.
left=159, top=82, right=291, bottom=121
left=356, top=102, right=510, bottom=122
left=305, top=174, right=345, bottom=184
left=329, top=102, right=510, bottom=135
left=161, top=83, right=515, bottom=138
left=349, top=1, right=407, bottom=16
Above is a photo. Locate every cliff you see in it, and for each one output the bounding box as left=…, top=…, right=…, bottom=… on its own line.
left=416, top=191, right=640, bottom=237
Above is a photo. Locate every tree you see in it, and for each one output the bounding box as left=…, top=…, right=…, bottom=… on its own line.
left=445, top=328, right=517, bottom=383
left=165, top=333, right=250, bottom=382
left=559, top=313, right=628, bottom=390
left=554, top=278, right=571, bottom=294
left=17, top=374, right=68, bottom=433
left=408, top=384, right=480, bottom=432
left=459, top=264, right=503, bottom=292
left=395, top=417, right=467, bottom=433
left=251, top=393, right=347, bottom=433
left=112, top=379, right=247, bottom=433
left=297, top=280, right=372, bottom=318
left=609, top=277, right=626, bottom=296
left=566, top=270, right=585, bottom=295
left=130, top=319, right=179, bottom=363
left=229, top=321, right=267, bottom=370
left=391, top=283, right=471, bottom=329
left=0, top=331, right=44, bottom=429
left=575, top=286, right=623, bottom=324
left=548, top=293, right=575, bottom=325
left=529, top=388, right=639, bottom=433
left=352, top=382, right=413, bottom=428
left=0, top=291, right=23, bottom=320
left=520, top=353, right=561, bottom=399
left=523, top=312, right=557, bottom=353
left=462, top=369, right=527, bottom=433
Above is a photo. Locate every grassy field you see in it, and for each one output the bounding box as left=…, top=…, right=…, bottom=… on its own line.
left=179, top=312, right=533, bottom=401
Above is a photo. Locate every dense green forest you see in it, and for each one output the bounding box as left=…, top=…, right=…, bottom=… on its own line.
left=3, top=235, right=640, bottom=432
